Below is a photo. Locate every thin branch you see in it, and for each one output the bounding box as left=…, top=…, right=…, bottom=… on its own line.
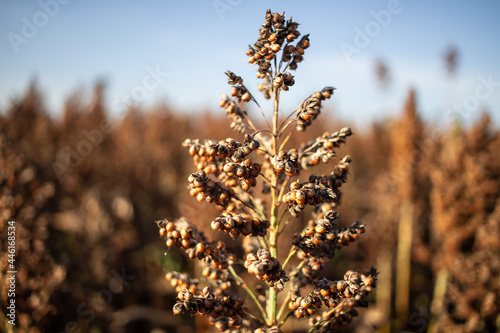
left=229, top=266, right=268, bottom=323
left=245, top=88, right=272, bottom=133
left=277, top=290, right=292, bottom=320
left=299, top=139, right=322, bottom=158
left=258, top=173, right=272, bottom=187
left=307, top=307, right=336, bottom=333
left=278, top=113, right=299, bottom=138
left=282, top=246, right=297, bottom=269
left=278, top=130, right=293, bottom=151
left=289, top=260, right=305, bottom=279
left=233, top=195, right=260, bottom=216
left=247, top=192, right=267, bottom=221
left=277, top=177, right=290, bottom=204
left=278, top=217, right=293, bottom=236
left=278, top=309, right=294, bottom=328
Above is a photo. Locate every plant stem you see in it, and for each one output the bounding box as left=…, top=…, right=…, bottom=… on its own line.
left=267, top=83, right=281, bottom=326
left=282, top=246, right=297, bottom=269
left=278, top=310, right=294, bottom=328
left=277, top=290, right=292, bottom=320
left=229, top=265, right=268, bottom=323
left=289, top=260, right=305, bottom=278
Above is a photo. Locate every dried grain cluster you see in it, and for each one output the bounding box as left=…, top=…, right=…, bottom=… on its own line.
left=156, top=9, right=376, bottom=332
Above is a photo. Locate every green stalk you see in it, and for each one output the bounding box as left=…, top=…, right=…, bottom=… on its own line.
left=229, top=266, right=267, bottom=323
left=267, top=82, right=281, bottom=326
left=282, top=247, right=297, bottom=269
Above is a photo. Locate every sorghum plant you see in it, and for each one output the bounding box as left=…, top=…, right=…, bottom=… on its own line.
left=156, top=10, right=377, bottom=332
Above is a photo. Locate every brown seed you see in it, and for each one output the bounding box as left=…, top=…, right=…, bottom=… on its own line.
left=196, top=242, right=205, bottom=253
left=265, top=53, right=274, bottom=60
left=188, top=146, right=197, bottom=156
left=173, top=303, right=184, bottom=315
left=166, top=222, right=175, bottom=232
left=241, top=92, right=251, bottom=102
left=181, top=238, right=191, bottom=247
left=301, top=113, right=312, bottom=121
left=320, top=289, right=331, bottom=297
left=295, top=191, right=306, bottom=205
left=240, top=180, right=250, bottom=191
left=315, top=225, right=326, bottom=233
left=363, top=276, right=374, bottom=286
left=180, top=228, right=190, bottom=238
left=300, top=298, right=311, bottom=308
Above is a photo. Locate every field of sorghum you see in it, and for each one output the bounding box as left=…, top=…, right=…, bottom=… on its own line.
left=1, top=75, right=499, bottom=332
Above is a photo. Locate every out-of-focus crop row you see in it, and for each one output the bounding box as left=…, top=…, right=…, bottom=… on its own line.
left=1, top=81, right=498, bottom=332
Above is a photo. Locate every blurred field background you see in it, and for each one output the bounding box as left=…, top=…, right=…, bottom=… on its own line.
left=1, top=1, right=500, bottom=333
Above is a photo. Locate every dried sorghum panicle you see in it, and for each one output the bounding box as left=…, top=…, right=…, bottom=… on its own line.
left=188, top=170, right=235, bottom=210
left=226, top=71, right=253, bottom=103
left=284, top=157, right=352, bottom=217
left=300, top=128, right=353, bottom=168
left=309, top=269, right=378, bottom=332
left=184, top=138, right=221, bottom=175
left=300, top=257, right=328, bottom=281
left=157, top=9, right=377, bottom=332
left=288, top=34, right=310, bottom=71
left=184, top=136, right=260, bottom=176
left=314, top=269, right=376, bottom=303
left=222, top=159, right=261, bottom=191
left=284, top=176, right=336, bottom=217
left=295, top=210, right=365, bottom=259
left=166, top=271, right=199, bottom=294
left=174, top=288, right=246, bottom=330
left=156, top=218, right=234, bottom=288
left=220, top=93, right=246, bottom=116
left=219, top=94, right=248, bottom=133
left=272, top=149, right=299, bottom=177
left=244, top=249, right=289, bottom=290
left=211, top=211, right=270, bottom=238
left=273, top=72, right=295, bottom=91
left=247, top=10, right=309, bottom=80
left=289, top=290, right=323, bottom=319
left=296, top=87, right=336, bottom=132
left=225, top=71, right=243, bottom=85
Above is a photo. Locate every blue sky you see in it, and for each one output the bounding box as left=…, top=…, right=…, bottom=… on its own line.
left=1, top=0, right=500, bottom=127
